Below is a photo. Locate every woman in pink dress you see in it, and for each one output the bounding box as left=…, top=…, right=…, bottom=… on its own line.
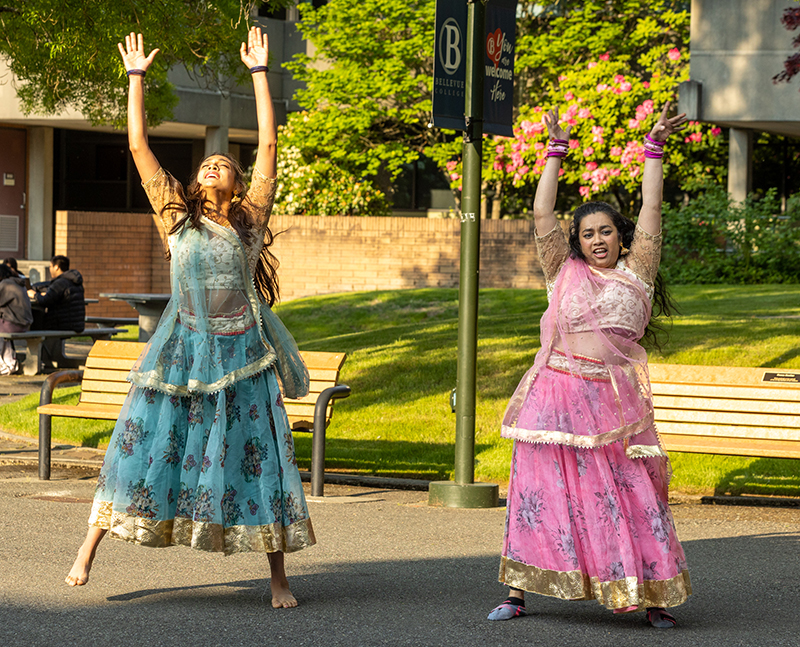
left=488, top=103, right=691, bottom=628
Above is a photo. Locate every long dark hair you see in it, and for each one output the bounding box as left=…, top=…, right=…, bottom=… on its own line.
left=160, top=153, right=280, bottom=306
left=568, top=201, right=678, bottom=350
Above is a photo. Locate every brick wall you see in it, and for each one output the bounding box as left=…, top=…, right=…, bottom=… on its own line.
left=269, top=215, right=548, bottom=301
left=55, top=211, right=550, bottom=315
left=54, top=210, right=169, bottom=318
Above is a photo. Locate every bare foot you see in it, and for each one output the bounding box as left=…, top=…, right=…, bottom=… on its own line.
left=65, top=544, right=96, bottom=586
left=271, top=578, right=298, bottom=608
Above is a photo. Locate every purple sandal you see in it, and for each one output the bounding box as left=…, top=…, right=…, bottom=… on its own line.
left=487, top=598, right=527, bottom=621
left=646, top=607, right=677, bottom=628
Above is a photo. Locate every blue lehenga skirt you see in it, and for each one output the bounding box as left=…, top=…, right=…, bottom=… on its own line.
left=89, top=367, right=315, bottom=555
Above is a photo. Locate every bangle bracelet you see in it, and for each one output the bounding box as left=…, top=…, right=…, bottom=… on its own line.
left=645, top=134, right=665, bottom=147
left=249, top=65, right=269, bottom=74
left=126, top=69, right=146, bottom=77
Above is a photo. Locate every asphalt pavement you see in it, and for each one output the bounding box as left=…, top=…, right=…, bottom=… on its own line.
left=1, top=348, right=800, bottom=646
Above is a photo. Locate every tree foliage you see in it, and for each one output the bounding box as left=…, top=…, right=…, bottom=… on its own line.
left=275, top=0, right=442, bottom=214
left=439, top=1, right=727, bottom=216
left=0, top=0, right=293, bottom=128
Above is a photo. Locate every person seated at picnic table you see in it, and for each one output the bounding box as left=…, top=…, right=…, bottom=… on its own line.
left=27, top=255, right=85, bottom=333
left=0, top=263, right=33, bottom=375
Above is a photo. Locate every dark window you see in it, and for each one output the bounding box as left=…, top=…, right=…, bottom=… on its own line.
left=392, top=155, right=452, bottom=210
left=258, top=4, right=286, bottom=19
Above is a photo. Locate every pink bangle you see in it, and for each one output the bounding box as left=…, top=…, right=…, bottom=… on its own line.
left=645, top=134, right=665, bottom=147
left=547, top=139, right=569, bottom=158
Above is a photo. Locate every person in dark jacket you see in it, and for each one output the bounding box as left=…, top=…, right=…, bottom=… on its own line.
left=28, top=255, right=85, bottom=332
left=0, top=263, right=33, bottom=375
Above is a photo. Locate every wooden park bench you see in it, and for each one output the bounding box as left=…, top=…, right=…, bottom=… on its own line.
left=0, top=327, right=127, bottom=376
left=36, top=340, right=350, bottom=496
left=650, top=363, right=800, bottom=459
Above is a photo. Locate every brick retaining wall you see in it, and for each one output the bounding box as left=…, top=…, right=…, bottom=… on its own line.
left=55, top=211, right=549, bottom=316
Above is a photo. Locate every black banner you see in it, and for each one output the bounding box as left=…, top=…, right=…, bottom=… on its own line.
left=432, top=0, right=517, bottom=136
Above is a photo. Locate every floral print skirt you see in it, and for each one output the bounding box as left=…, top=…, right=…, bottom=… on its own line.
left=499, top=374, right=691, bottom=611
left=89, top=368, right=315, bottom=555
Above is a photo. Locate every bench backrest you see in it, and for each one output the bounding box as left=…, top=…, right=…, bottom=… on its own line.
left=77, top=341, right=346, bottom=430
left=649, top=363, right=800, bottom=459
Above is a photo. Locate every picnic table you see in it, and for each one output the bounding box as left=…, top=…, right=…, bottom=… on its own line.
left=99, top=293, right=171, bottom=341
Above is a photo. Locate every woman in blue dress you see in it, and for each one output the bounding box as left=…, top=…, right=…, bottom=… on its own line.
left=65, top=28, right=314, bottom=609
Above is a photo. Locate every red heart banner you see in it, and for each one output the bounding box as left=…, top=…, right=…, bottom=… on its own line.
left=486, top=28, right=504, bottom=68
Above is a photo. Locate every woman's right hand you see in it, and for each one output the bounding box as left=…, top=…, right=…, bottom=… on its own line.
left=117, top=32, right=159, bottom=73
left=543, top=107, right=572, bottom=141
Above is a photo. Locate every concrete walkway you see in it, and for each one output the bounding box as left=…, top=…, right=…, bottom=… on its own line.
left=2, top=346, right=800, bottom=646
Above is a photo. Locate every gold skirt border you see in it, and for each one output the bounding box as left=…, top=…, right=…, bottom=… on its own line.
left=499, top=556, right=691, bottom=610
left=89, top=500, right=316, bottom=556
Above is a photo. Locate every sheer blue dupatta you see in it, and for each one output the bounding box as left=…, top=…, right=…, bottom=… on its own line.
left=259, top=302, right=309, bottom=399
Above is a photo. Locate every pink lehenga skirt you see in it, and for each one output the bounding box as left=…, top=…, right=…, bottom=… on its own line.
left=499, top=365, right=692, bottom=611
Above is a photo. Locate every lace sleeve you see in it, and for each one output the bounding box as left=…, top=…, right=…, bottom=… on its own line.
left=244, top=165, right=278, bottom=231
left=535, top=223, right=570, bottom=289
left=142, top=167, right=184, bottom=232
left=626, top=223, right=663, bottom=287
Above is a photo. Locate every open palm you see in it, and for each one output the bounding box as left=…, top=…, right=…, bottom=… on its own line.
left=117, top=32, right=159, bottom=72
left=240, top=26, right=269, bottom=68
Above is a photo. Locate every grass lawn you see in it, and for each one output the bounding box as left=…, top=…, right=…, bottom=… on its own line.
left=1, top=285, right=799, bottom=496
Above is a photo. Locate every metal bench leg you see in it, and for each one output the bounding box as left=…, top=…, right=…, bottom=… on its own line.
left=310, top=385, right=351, bottom=497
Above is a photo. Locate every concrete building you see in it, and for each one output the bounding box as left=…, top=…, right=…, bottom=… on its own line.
left=680, top=0, right=800, bottom=202
left=0, top=5, right=316, bottom=270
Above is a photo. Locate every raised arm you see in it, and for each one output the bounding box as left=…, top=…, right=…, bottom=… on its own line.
left=638, top=101, right=687, bottom=235
left=240, top=26, right=277, bottom=179
left=533, top=107, right=571, bottom=236
left=118, top=33, right=161, bottom=182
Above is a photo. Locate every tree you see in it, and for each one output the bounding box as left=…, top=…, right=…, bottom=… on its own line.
left=275, top=0, right=441, bottom=214
left=434, top=1, right=727, bottom=217
left=773, top=5, right=800, bottom=91
left=0, top=0, right=294, bottom=128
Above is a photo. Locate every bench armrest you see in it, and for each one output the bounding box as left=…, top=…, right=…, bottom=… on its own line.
left=311, top=384, right=351, bottom=497
left=38, top=369, right=84, bottom=480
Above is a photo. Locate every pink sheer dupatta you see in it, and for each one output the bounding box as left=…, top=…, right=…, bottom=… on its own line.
left=501, top=256, right=667, bottom=465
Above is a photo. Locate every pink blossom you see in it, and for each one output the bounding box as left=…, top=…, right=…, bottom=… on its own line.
left=520, top=142, right=531, bottom=152
left=596, top=83, right=610, bottom=92
left=613, top=88, right=623, bottom=95
left=615, top=128, right=625, bottom=135
left=569, top=139, right=580, bottom=149
left=446, top=160, right=458, bottom=171
left=582, top=171, right=592, bottom=181
left=583, top=147, right=594, bottom=157
left=519, top=165, right=529, bottom=176
left=511, top=152, right=524, bottom=166
left=450, top=172, right=460, bottom=181
left=621, top=141, right=645, bottom=166
left=534, top=142, right=545, bottom=151
left=566, top=118, right=578, bottom=126
left=558, top=168, right=565, bottom=177
left=493, top=161, right=503, bottom=171
left=667, top=48, right=681, bottom=61
left=710, top=127, right=722, bottom=137
left=688, top=132, right=703, bottom=143
left=520, top=120, right=536, bottom=137
left=587, top=62, right=597, bottom=69
left=643, top=81, right=650, bottom=88
left=610, top=168, right=621, bottom=177
left=532, top=121, right=545, bottom=134
left=599, top=52, right=610, bottom=61
left=614, top=74, right=625, bottom=83
left=534, top=106, right=543, bottom=112
left=620, top=81, right=632, bottom=92
left=610, top=146, right=623, bottom=157
left=642, top=100, right=654, bottom=114
left=565, top=91, right=575, bottom=101
left=578, top=108, right=593, bottom=119
left=565, top=104, right=579, bottom=117
left=558, top=75, right=567, bottom=81
left=628, top=119, right=641, bottom=129
left=629, top=166, right=640, bottom=178
left=534, top=158, right=547, bottom=167
left=585, top=161, right=598, bottom=171
left=579, top=186, right=591, bottom=197
left=593, top=134, right=605, bottom=145
left=688, top=121, right=699, bottom=127
left=505, top=163, right=514, bottom=173
left=496, top=144, right=506, bottom=154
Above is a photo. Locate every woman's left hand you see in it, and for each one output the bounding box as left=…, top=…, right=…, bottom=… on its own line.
left=240, top=26, right=269, bottom=69
left=648, top=101, right=688, bottom=143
